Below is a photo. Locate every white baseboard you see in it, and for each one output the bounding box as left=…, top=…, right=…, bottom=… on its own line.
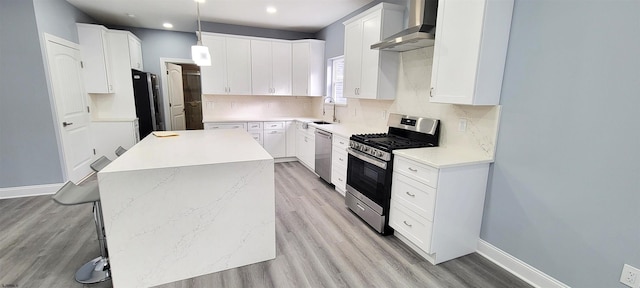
left=0, top=183, right=64, bottom=199
left=477, top=239, right=570, bottom=288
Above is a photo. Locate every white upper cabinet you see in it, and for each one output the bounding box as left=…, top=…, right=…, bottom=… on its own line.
left=127, top=34, right=143, bottom=71
left=76, top=24, right=114, bottom=94
left=251, top=40, right=292, bottom=96
left=430, top=0, right=514, bottom=105
left=343, top=3, right=403, bottom=100
left=292, top=40, right=325, bottom=96
left=201, top=33, right=252, bottom=95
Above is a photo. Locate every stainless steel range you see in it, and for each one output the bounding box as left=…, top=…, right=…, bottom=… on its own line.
left=346, top=113, right=440, bottom=235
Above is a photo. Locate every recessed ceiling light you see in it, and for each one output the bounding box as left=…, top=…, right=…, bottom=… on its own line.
left=126, top=13, right=136, bottom=18
left=266, top=6, right=277, bottom=14
left=163, top=22, right=174, bottom=29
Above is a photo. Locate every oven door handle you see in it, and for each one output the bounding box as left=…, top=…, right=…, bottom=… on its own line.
left=347, top=148, right=387, bottom=170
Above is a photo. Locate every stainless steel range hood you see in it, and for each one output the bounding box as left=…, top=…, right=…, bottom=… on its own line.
left=371, top=0, right=438, bottom=52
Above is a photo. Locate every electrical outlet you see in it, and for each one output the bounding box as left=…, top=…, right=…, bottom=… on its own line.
left=458, top=118, right=468, bottom=132
left=620, top=264, right=640, bottom=287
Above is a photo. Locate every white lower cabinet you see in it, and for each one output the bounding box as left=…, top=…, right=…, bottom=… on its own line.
left=285, top=121, right=296, bottom=157
left=247, top=122, right=264, bottom=145
left=331, top=134, right=349, bottom=196
left=389, top=155, right=490, bottom=264
left=204, top=122, right=247, bottom=130
left=91, top=119, right=139, bottom=159
left=263, top=122, right=286, bottom=158
left=295, top=122, right=315, bottom=169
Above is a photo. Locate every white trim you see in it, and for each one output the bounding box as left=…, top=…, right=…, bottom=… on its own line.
left=477, top=240, right=570, bottom=288
left=0, top=183, right=64, bottom=199
left=159, top=57, right=196, bottom=131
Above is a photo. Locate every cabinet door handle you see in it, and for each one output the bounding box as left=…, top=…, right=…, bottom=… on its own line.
left=430, top=87, right=434, bottom=97
left=339, top=141, right=345, bottom=145
left=406, top=191, right=416, bottom=197
left=356, top=204, right=366, bottom=211
left=339, top=158, right=344, bottom=161
left=338, top=178, right=343, bottom=181
left=62, top=122, right=73, bottom=127
left=408, top=167, right=418, bottom=172
left=270, top=131, right=278, bottom=134
left=403, top=221, right=412, bottom=227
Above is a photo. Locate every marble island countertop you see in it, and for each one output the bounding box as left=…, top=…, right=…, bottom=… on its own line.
left=394, top=146, right=494, bottom=169
left=102, top=129, right=272, bottom=173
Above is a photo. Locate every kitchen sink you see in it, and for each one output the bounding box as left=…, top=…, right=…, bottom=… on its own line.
left=313, top=121, right=332, bottom=125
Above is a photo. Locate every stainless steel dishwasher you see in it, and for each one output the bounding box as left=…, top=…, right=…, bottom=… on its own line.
left=315, top=129, right=332, bottom=183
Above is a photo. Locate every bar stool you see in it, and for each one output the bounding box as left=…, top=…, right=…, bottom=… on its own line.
left=52, top=180, right=110, bottom=284
left=91, top=156, right=112, bottom=172
left=115, top=146, right=127, bottom=157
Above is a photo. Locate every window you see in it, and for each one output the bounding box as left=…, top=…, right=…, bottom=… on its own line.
left=326, top=56, right=346, bottom=105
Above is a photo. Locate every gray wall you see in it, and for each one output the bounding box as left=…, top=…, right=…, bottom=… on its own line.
left=481, top=1, right=640, bottom=287
left=200, top=22, right=315, bottom=40
left=33, top=0, right=96, bottom=43
left=0, top=0, right=95, bottom=188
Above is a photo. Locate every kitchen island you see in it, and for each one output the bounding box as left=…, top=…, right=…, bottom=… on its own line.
left=97, top=129, right=275, bottom=288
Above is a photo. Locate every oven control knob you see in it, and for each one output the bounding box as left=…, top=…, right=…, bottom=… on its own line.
left=376, top=151, right=383, bottom=158
left=363, top=147, right=370, bottom=152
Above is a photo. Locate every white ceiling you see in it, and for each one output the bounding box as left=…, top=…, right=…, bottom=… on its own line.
left=65, top=0, right=375, bottom=34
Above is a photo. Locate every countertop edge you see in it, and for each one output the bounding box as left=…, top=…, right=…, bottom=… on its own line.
left=393, top=148, right=495, bottom=169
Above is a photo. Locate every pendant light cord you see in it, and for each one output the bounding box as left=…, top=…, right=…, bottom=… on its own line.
left=197, top=2, right=203, bottom=45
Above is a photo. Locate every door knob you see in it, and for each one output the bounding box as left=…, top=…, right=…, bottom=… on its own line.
left=62, top=122, right=73, bottom=127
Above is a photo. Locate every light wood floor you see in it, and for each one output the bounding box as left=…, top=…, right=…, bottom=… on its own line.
left=0, top=162, right=531, bottom=288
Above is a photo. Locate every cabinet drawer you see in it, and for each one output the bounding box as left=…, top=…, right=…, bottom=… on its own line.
left=394, top=156, right=439, bottom=188
left=331, top=166, right=347, bottom=191
left=392, top=172, right=436, bottom=221
left=332, top=135, right=349, bottom=151
left=332, top=148, right=348, bottom=169
left=247, top=122, right=263, bottom=130
left=204, top=122, right=247, bottom=130
left=264, top=121, right=285, bottom=130
left=249, top=131, right=263, bottom=145
left=389, top=201, right=433, bottom=253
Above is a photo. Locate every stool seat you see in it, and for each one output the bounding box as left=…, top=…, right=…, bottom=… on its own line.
left=52, top=181, right=100, bottom=206
left=115, top=146, right=127, bottom=157
left=91, top=156, right=112, bottom=172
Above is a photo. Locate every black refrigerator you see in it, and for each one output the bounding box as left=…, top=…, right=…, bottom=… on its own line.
left=132, top=70, right=161, bottom=139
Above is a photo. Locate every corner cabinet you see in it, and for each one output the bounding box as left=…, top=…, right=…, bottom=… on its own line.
left=251, top=40, right=292, bottom=96
left=201, top=33, right=252, bottom=95
left=292, top=40, right=325, bottom=96
left=76, top=24, right=114, bottom=93
left=429, top=0, right=514, bottom=105
left=389, top=155, right=490, bottom=264
left=343, top=3, right=403, bottom=100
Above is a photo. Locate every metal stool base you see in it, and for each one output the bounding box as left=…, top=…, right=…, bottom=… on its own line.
left=75, top=256, right=110, bottom=284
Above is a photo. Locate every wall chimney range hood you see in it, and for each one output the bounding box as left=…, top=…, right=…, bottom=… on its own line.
left=371, top=0, right=438, bottom=52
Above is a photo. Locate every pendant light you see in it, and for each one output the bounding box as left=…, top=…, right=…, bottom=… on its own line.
left=191, top=0, right=211, bottom=66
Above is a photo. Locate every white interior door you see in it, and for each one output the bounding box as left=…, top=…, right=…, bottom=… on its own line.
left=45, top=35, right=93, bottom=183
left=167, top=63, right=186, bottom=131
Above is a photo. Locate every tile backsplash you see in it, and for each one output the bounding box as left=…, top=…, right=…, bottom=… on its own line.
left=202, top=95, right=315, bottom=119
left=315, top=47, right=501, bottom=159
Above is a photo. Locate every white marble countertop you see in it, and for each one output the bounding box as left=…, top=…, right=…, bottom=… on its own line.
left=393, top=146, right=494, bottom=169
left=311, top=123, right=386, bottom=138
left=102, top=129, right=272, bottom=173
left=202, top=117, right=385, bottom=138
left=202, top=116, right=321, bottom=123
